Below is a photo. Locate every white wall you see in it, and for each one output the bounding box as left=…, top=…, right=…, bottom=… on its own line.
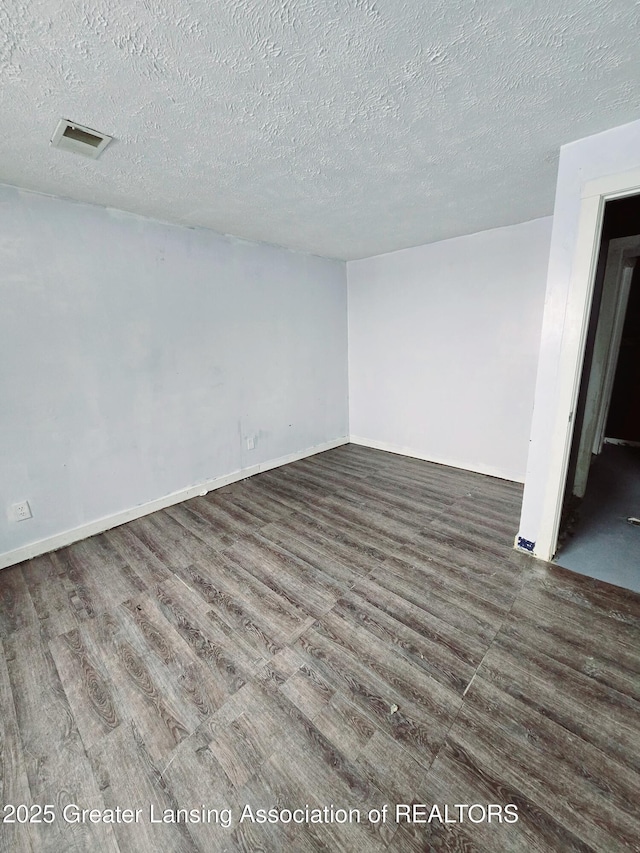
left=0, top=184, right=348, bottom=565
left=348, top=217, right=553, bottom=482
left=518, top=117, right=640, bottom=556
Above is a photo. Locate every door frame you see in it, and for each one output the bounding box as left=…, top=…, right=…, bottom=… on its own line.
left=572, top=236, right=640, bottom=498
left=534, top=168, right=640, bottom=561
left=593, top=245, right=639, bottom=454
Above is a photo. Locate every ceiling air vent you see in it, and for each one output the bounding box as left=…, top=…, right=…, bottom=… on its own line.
left=51, top=119, right=112, bottom=159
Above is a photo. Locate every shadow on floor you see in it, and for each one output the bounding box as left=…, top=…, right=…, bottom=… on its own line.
left=555, top=444, right=640, bottom=592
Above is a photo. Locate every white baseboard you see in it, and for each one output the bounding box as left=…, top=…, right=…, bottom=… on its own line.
left=603, top=437, right=640, bottom=448
left=349, top=435, right=523, bottom=483
left=0, top=436, right=349, bottom=571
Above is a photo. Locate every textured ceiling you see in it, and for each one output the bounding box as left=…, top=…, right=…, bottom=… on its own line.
left=1, top=0, right=639, bottom=260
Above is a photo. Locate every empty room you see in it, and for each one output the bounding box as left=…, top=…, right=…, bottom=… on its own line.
left=1, top=2, right=639, bottom=852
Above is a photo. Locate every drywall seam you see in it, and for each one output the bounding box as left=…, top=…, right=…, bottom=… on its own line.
left=349, top=436, right=523, bottom=484
left=0, top=436, right=348, bottom=571
left=1, top=182, right=337, bottom=264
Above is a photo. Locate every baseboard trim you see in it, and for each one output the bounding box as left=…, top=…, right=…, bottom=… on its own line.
left=0, top=436, right=349, bottom=571
left=349, top=435, right=523, bottom=483
left=603, top=437, right=640, bottom=448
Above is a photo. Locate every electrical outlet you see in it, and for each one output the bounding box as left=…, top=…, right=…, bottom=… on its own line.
left=246, top=436, right=255, bottom=450
left=11, top=500, right=32, bottom=522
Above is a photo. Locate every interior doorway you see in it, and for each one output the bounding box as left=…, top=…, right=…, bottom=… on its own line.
left=554, top=195, right=640, bottom=590
left=605, top=269, right=640, bottom=446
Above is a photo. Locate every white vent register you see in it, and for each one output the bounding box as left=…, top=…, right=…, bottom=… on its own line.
left=51, top=119, right=112, bottom=159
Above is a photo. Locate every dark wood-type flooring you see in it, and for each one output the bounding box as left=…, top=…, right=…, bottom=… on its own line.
left=1, top=444, right=639, bottom=852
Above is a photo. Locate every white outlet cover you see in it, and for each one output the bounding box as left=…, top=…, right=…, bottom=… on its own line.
left=11, top=500, right=32, bottom=521
left=247, top=437, right=255, bottom=450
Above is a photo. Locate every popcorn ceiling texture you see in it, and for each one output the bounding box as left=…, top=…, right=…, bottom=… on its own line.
left=1, top=0, right=639, bottom=259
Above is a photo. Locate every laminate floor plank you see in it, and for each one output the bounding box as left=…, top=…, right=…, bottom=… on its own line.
left=138, top=511, right=224, bottom=568
left=316, top=453, right=450, bottom=499
left=236, top=711, right=392, bottom=852
left=388, top=823, right=494, bottom=853
left=411, top=525, right=530, bottom=580
left=464, top=475, right=524, bottom=504
left=87, top=723, right=199, bottom=853
left=104, top=526, right=174, bottom=589
left=398, top=535, right=527, bottom=590
left=311, top=691, right=376, bottom=762
left=0, top=643, right=34, bottom=853
left=83, top=611, right=193, bottom=764
left=344, top=445, right=471, bottom=482
left=206, top=679, right=322, bottom=799
left=517, top=581, right=640, bottom=651
left=273, top=460, right=369, bottom=499
left=447, top=677, right=640, bottom=852
left=119, top=596, right=231, bottom=725
left=423, top=742, right=596, bottom=853
left=269, top=510, right=388, bottom=575
left=160, top=504, right=216, bottom=545
left=279, top=661, right=336, bottom=720
left=292, top=448, right=379, bottom=481
left=0, top=566, right=39, bottom=638
left=349, top=574, right=491, bottom=671
left=231, top=765, right=326, bottom=853
left=173, top=554, right=316, bottom=647
left=521, top=564, right=640, bottom=629
left=127, top=514, right=197, bottom=571
left=294, top=626, right=453, bottom=759
left=166, top=499, right=250, bottom=551
left=354, top=728, right=431, bottom=803
left=304, top=497, right=425, bottom=551
left=314, top=609, right=462, bottom=728
left=2, top=443, right=639, bottom=852
left=206, top=549, right=319, bottom=639
left=223, top=533, right=343, bottom=618
left=4, top=627, right=119, bottom=853
left=247, top=680, right=372, bottom=802
left=489, top=630, right=640, bottom=739
left=185, top=683, right=257, bottom=751
left=196, top=490, right=268, bottom=530
left=222, top=683, right=291, bottom=762
left=477, top=645, right=640, bottom=777
left=247, top=471, right=335, bottom=511
left=21, top=553, right=80, bottom=640
left=361, top=477, right=462, bottom=520
left=498, top=600, right=640, bottom=699
left=55, top=536, right=145, bottom=619
left=465, top=673, right=640, bottom=827
left=385, top=545, right=519, bottom=614
left=257, top=524, right=366, bottom=590
left=253, top=646, right=305, bottom=694
left=328, top=478, right=451, bottom=525
left=48, top=626, right=120, bottom=751
left=159, top=731, right=239, bottom=853
left=374, top=454, right=480, bottom=490
left=366, top=565, right=500, bottom=650
left=433, top=496, right=524, bottom=548
left=375, top=550, right=515, bottom=623
left=331, top=591, right=474, bottom=696
left=216, top=480, right=295, bottom=525
left=225, top=527, right=372, bottom=614
left=153, top=578, right=264, bottom=688
left=366, top=463, right=477, bottom=498
left=419, top=518, right=528, bottom=572
left=207, top=717, right=268, bottom=790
